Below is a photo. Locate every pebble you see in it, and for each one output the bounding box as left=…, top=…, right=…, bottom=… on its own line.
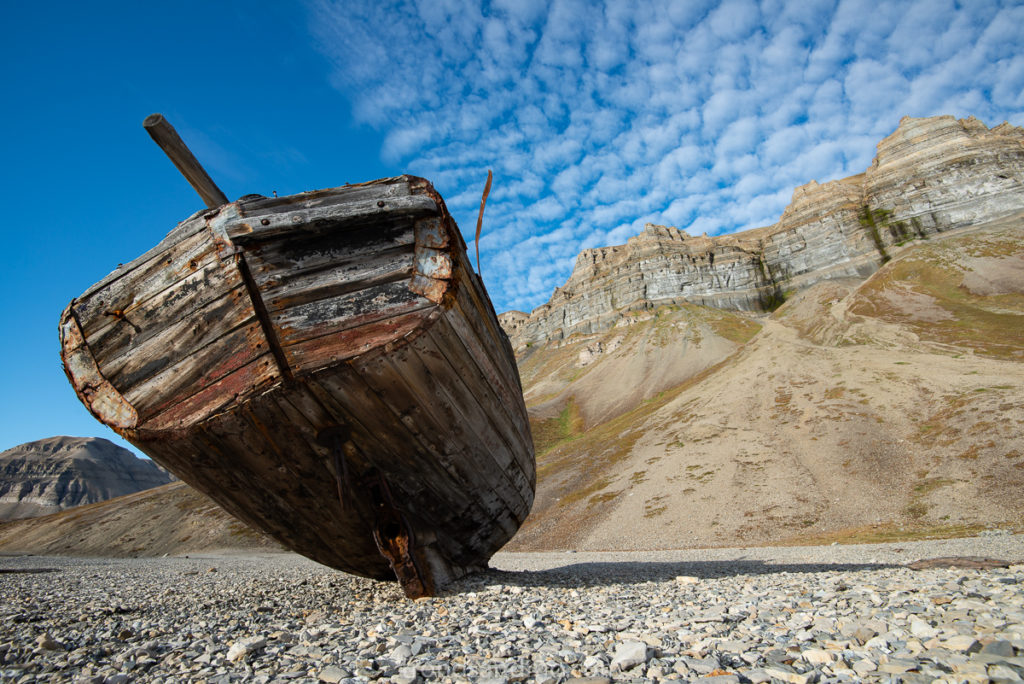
left=609, top=640, right=647, bottom=671
left=0, top=536, right=1022, bottom=683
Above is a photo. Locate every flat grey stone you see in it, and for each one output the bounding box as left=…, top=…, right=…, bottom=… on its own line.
left=682, top=655, right=722, bottom=674
left=610, top=640, right=648, bottom=671
left=988, top=663, right=1023, bottom=681
left=318, top=666, right=348, bottom=683
left=982, top=640, right=1017, bottom=657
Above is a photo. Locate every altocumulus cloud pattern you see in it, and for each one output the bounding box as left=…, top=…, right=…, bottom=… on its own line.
left=308, top=0, right=1024, bottom=315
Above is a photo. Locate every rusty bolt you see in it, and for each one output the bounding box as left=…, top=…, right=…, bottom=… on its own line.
left=377, top=200, right=385, bottom=207
left=261, top=218, right=270, bottom=226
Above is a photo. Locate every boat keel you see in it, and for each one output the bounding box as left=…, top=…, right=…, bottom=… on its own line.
left=369, top=476, right=434, bottom=599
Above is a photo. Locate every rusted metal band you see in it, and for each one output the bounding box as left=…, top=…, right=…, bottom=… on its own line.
left=369, top=475, right=433, bottom=599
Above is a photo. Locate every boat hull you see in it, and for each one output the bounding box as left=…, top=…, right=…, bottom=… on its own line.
left=60, top=176, right=535, bottom=596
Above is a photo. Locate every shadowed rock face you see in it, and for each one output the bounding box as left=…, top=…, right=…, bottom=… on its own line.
left=501, top=115, right=1024, bottom=350
left=0, top=436, right=173, bottom=520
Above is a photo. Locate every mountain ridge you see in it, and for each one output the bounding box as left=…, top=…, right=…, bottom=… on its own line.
left=0, top=436, right=173, bottom=520
left=500, top=115, right=1024, bottom=350
left=506, top=210, right=1024, bottom=550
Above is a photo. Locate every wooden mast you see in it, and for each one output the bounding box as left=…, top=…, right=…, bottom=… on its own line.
left=143, top=113, right=229, bottom=208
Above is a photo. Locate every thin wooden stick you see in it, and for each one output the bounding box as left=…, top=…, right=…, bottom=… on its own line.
left=474, top=170, right=493, bottom=277
left=143, top=113, right=229, bottom=208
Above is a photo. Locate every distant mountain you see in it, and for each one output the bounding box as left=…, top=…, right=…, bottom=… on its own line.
left=0, top=481, right=278, bottom=557
left=0, top=436, right=173, bottom=520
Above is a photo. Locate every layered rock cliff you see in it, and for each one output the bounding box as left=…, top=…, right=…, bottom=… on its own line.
left=0, top=436, right=173, bottom=520
left=500, top=115, right=1024, bottom=350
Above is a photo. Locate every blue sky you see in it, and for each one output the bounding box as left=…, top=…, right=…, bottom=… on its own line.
left=2, top=0, right=1022, bottom=455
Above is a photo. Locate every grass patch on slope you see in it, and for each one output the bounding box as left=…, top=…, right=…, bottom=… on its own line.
left=848, top=228, right=1024, bottom=358
left=705, top=310, right=763, bottom=343
left=773, top=521, right=1019, bottom=547
left=531, top=397, right=585, bottom=459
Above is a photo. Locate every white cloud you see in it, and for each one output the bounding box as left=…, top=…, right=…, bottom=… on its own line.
left=308, top=0, right=1024, bottom=314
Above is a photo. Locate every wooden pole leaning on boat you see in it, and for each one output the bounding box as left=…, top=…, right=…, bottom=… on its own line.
left=143, top=113, right=229, bottom=208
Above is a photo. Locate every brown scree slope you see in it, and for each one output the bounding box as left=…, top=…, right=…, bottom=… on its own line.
left=506, top=211, right=1024, bottom=551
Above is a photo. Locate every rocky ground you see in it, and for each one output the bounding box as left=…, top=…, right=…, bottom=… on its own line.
left=1, top=534, right=1022, bottom=683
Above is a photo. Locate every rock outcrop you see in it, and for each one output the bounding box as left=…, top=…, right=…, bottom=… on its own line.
left=501, top=115, right=1024, bottom=350
left=507, top=213, right=1024, bottom=551
left=0, top=436, right=173, bottom=520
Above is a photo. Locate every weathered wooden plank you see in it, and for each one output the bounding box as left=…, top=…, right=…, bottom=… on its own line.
left=358, top=339, right=530, bottom=525
left=283, top=308, right=432, bottom=374
left=427, top=313, right=534, bottom=487
left=225, top=194, right=438, bottom=243
left=406, top=330, right=534, bottom=519
left=85, top=259, right=245, bottom=367
left=232, top=400, right=386, bottom=572
left=121, top=316, right=265, bottom=415
left=288, top=374, right=452, bottom=518
left=76, top=227, right=225, bottom=339
left=101, top=294, right=254, bottom=395
left=252, top=245, right=414, bottom=311
left=133, top=431, right=293, bottom=535
left=144, top=422, right=389, bottom=578
left=76, top=212, right=211, bottom=302
left=243, top=224, right=415, bottom=287
left=59, top=307, right=138, bottom=430
left=93, top=284, right=251, bottom=388
left=274, top=382, right=477, bottom=560
left=449, top=246, right=523, bottom=390
left=138, top=340, right=277, bottom=429
left=309, top=365, right=492, bottom=547
left=273, top=278, right=431, bottom=350
left=234, top=177, right=417, bottom=216
left=298, top=381, right=483, bottom=567
left=441, top=306, right=532, bottom=466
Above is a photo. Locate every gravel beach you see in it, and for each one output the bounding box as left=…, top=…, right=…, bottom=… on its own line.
left=2, top=534, right=1022, bottom=683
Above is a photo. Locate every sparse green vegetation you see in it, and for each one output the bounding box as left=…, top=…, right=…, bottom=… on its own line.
left=644, top=495, right=668, bottom=518
left=706, top=311, right=762, bottom=343
left=905, top=502, right=929, bottom=519
left=848, top=231, right=1024, bottom=358
left=913, top=477, right=954, bottom=495
left=859, top=205, right=892, bottom=263
left=754, top=255, right=788, bottom=310
left=822, top=387, right=845, bottom=401
left=774, top=521, right=1017, bottom=547
left=532, top=397, right=586, bottom=461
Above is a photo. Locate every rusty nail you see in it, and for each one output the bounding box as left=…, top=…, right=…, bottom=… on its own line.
left=377, top=200, right=385, bottom=207
left=261, top=218, right=270, bottom=226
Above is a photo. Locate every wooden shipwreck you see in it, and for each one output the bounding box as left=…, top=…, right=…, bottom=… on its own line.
left=60, top=116, right=535, bottom=597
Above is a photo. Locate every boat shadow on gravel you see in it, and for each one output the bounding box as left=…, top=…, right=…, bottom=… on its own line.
left=454, top=559, right=903, bottom=592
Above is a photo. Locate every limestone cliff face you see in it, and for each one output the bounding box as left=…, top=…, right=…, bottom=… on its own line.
left=0, top=436, right=173, bottom=520
left=500, top=115, right=1024, bottom=349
